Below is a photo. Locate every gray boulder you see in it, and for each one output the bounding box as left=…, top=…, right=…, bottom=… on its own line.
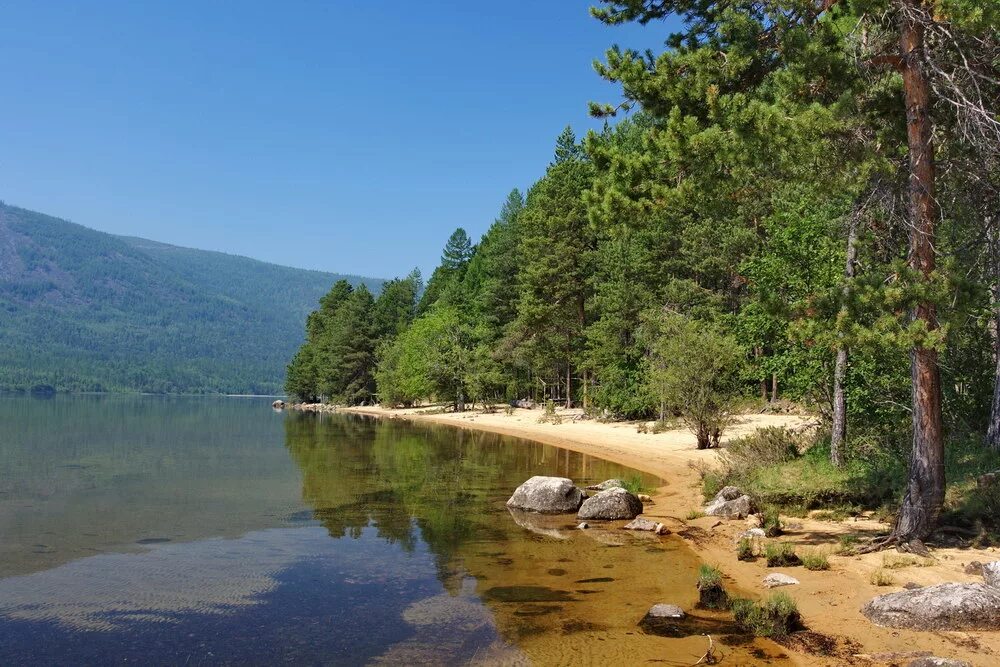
left=506, top=508, right=570, bottom=540
left=506, top=476, right=585, bottom=514
left=586, top=478, right=625, bottom=491
left=862, top=582, right=1000, bottom=630
left=704, top=489, right=753, bottom=519
left=982, top=561, right=1000, bottom=588
left=623, top=517, right=671, bottom=535
left=907, top=659, right=972, bottom=667
left=272, top=400, right=285, bottom=409
left=577, top=487, right=643, bottom=521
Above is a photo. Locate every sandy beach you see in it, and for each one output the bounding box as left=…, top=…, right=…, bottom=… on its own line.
left=336, top=403, right=1000, bottom=666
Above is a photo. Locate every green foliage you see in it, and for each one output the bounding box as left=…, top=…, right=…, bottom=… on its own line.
left=762, top=507, right=783, bottom=538
left=644, top=311, right=744, bottom=448
left=697, top=564, right=729, bottom=609
left=764, top=542, right=800, bottom=567
left=801, top=550, right=830, bottom=571
left=736, top=538, right=756, bottom=562
left=731, top=592, right=802, bottom=638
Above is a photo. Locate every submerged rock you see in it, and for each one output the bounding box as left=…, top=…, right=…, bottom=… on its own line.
left=506, top=476, right=585, bottom=514
left=862, top=582, right=1000, bottom=630
left=623, top=518, right=670, bottom=535
left=762, top=573, right=800, bottom=589
left=506, top=508, right=570, bottom=540
left=639, top=604, right=689, bottom=637
left=577, top=487, right=643, bottom=521
left=704, top=487, right=753, bottom=519
left=586, top=479, right=625, bottom=491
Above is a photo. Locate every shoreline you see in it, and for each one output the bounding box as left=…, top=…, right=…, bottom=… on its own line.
left=328, top=403, right=1000, bottom=666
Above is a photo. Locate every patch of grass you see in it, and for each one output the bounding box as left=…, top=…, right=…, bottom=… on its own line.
left=870, top=568, right=894, bottom=586
left=697, top=564, right=729, bottom=610
left=762, top=507, right=783, bottom=537
left=620, top=474, right=648, bottom=495
left=701, top=470, right=726, bottom=501
left=686, top=509, right=706, bottom=520
left=731, top=592, right=802, bottom=638
left=801, top=550, right=830, bottom=571
left=737, top=537, right=757, bottom=562
left=764, top=541, right=800, bottom=567
left=881, top=553, right=934, bottom=570
left=837, top=534, right=860, bottom=552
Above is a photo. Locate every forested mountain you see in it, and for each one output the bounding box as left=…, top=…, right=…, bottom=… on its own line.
left=0, top=202, right=381, bottom=394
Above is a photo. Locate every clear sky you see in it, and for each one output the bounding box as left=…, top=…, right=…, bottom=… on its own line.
left=0, top=2, right=672, bottom=279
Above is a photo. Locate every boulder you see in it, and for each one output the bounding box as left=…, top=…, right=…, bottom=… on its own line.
left=506, top=476, right=585, bottom=514
left=762, top=573, right=800, bottom=589
left=982, top=561, right=1000, bottom=588
left=506, top=508, right=570, bottom=540
left=577, top=522, right=589, bottom=530
left=586, top=479, right=625, bottom=491
left=907, top=659, right=972, bottom=667
left=577, top=487, right=643, bottom=521
left=272, top=400, right=285, bottom=409
left=862, top=582, right=1000, bottom=630
left=704, top=490, right=753, bottom=519
left=623, top=518, right=671, bottom=535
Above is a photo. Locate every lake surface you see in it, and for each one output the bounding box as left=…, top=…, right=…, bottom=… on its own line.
left=0, top=395, right=790, bottom=665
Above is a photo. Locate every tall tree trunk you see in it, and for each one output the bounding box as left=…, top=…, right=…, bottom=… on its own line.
left=831, top=207, right=860, bottom=467
left=892, top=0, right=945, bottom=548
left=565, top=361, right=573, bottom=409
left=770, top=373, right=778, bottom=402
left=986, top=223, right=1000, bottom=448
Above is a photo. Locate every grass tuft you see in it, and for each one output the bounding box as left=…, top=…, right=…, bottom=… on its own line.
left=764, top=541, right=800, bottom=567
left=870, top=567, right=894, bottom=586
left=731, top=592, right=802, bottom=638
left=801, top=550, right=830, bottom=571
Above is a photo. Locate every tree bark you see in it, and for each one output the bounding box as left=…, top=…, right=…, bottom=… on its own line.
left=892, top=0, right=946, bottom=546
left=565, top=362, right=573, bottom=409
left=831, top=207, right=860, bottom=466
left=770, top=372, right=778, bottom=402
left=986, top=223, right=1000, bottom=449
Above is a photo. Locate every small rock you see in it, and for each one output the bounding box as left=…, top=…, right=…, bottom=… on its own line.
left=645, top=603, right=685, bottom=619
left=623, top=518, right=660, bottom=531
left=586, top=479, right=625, bottom=491
left=716, top=486, right=743, bottom=501
left=654, top=523, right=671, bottom=535
left=762, top=573, right=799, bottom=589
left=746, top=514, right=763, bottom=528
left=577, top=522, right=589, bottom=530
left=736, top=528, right=766, bottom=543
left=637, top=494, right=653, bottom=503
left=903, top=582, right=923, bottom=590
left=964, top=561, right=983, bottom=576
left=982, top=561, right=1000, bottom=587
left=578, top=487, right=643, bottom=521
left=272, top=400, right=285, bottom=409
left=907, top=659, right=972, bottom=667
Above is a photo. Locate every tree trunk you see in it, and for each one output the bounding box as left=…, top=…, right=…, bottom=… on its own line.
left=892, top=0, right=945, bottom=547
left=831, top=207, right=860, bottom=467
left=770, top=373, right=778, bottom=402
left=565, top=362, right=573, bottom=409
left=986, top=223, right=1000, bottom=449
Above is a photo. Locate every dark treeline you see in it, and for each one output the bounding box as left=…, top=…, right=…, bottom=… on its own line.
left=289, top=0, right=999, bottom=548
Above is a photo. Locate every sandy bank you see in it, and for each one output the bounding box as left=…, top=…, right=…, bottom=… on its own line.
left=332, top=404, right=1000, bottom=666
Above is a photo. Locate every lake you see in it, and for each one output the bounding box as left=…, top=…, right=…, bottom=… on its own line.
left=0, top=395, right=789, bottom=665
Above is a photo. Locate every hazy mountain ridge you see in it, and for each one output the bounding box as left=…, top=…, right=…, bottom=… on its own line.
left=0, top=202, right=381, bottom=394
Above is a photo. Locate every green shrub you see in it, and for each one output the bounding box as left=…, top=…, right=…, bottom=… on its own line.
left=801, top=550, right=830, bottom=571
left=737, top=537, right=756, bottom=562
left=762, top=507, right=783, bottom=537
left=697, top=564, right=728, bottom=609
left=731, top=592, right=802, bottom=638
left=686, top=509, right=706, bottom=520
left=537, top=400, right=563, bottom=425
left=621, top=474, right=648, bottom=494
left=764, top=542, right=800, bottom=567
left=870, top=568, right=894, bottom=586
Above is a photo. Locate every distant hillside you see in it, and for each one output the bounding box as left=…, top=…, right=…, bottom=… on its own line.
left=0, top=202, right=381, bottom=394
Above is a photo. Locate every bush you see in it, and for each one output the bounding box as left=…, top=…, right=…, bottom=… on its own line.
left=621, top=474, right=648, bottom=494
left=537, top=400, right=563, bottom=424
left=801, top=550, right=830, bottom=571
left=731, top=592, right=802, bottom=638
left=870, top=568, right=894, bottom=586
left=762, top=507, right=783, bottom=537
left=686, top=509, right=706, bottom=520
left=644, top=312, right=744, bottom=449
left=737, top=537, right=757, bottom=562
left=697, top=564, right=728, bottom=609
left=764, top=542, right=801, bottom=567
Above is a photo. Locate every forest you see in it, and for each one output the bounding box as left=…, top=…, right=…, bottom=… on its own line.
left=287, top=0, right=1000, bottom=550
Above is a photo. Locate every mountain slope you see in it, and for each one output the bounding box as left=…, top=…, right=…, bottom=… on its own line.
left=0, top=202, right=381, bottom=394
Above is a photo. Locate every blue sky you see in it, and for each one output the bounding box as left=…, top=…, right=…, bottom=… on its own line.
left=0, top=2, right=672, bottom=279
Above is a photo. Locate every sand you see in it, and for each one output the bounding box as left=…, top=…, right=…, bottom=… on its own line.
left=338, top=403, right=1000, bottom=665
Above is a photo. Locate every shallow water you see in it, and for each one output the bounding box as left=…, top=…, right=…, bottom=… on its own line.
left=0, top=395, right=791, bottom=665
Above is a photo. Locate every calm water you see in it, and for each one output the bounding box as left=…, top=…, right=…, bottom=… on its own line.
left=0, top=396, right=790, bottom=665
